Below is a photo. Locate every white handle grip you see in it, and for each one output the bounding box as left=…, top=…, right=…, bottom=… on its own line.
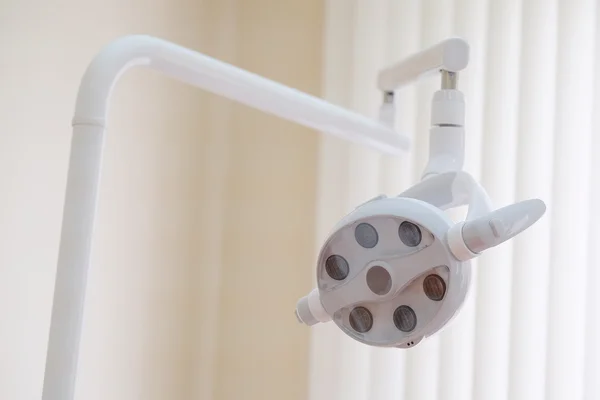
left=461, top=199, right=546, bottom=254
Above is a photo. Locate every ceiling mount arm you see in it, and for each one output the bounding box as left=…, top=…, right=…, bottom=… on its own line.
left=73, top=35, right=409, bottom=153
left=376, top=38, right=470, bottom=178
left=375, top=38, right=469, bottom=131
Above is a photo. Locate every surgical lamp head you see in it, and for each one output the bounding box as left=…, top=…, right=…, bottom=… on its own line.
left=295, top=38, right=546, bottom=348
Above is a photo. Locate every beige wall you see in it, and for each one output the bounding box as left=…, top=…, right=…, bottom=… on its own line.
left=0, top=0, right=321, bottom=399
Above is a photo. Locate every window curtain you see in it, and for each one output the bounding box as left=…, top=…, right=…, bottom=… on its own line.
left=309, top=1, right=600, bottom=400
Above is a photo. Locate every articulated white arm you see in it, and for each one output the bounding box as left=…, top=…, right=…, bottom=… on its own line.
left=42, top=35, right=409, bottom=400
left=72, top=35, right=409, bottom=153
left=376, top=38, right=470, bottom=178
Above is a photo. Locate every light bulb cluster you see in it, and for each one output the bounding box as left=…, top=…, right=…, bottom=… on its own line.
left=297, top=195, right=472, bottom=348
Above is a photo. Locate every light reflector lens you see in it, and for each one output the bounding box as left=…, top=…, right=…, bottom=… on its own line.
left=398, top=221, right=422, bottom=247
left=355, top=223, right=379, bottom=248
left=423, top=274, right=446, bottom=301
left=325, top=255, right=349, bottom=280
left=393, top=305, right=417, bottom=332
left=349, top=306, right=374, bottom=333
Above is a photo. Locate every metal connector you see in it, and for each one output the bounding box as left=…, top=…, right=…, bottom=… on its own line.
left=383, top=91, right=394, bottom=104
left=441, top=70, right=458, bottom=90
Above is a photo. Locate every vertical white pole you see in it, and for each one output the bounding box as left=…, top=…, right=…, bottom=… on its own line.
left=42, top=124, right=105, bottom=400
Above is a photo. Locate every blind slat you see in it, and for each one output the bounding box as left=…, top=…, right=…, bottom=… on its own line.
left=546, top=1, right=597, bottom=399
left=508, top=1, right=557, bottom=399
left=473, top=1, right=522, bottom=399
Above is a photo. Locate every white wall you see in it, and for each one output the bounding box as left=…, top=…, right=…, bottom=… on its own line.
left=0, top=0, right=322, bottom=399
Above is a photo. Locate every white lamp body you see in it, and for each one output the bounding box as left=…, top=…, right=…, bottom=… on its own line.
left=296, top=170, right=546, bottom=347
left=315, top=196, right=471, bottom=349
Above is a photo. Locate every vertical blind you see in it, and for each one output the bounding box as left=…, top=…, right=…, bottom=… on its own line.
left=309, top=1, right=600, bottom=399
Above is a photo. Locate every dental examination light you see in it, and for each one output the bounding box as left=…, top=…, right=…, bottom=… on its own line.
left=294, top=38, right=546, bottom=348
left=41, top=35, right=544, bottom=399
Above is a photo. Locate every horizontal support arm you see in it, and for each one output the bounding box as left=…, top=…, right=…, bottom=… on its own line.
left=377, top=37, right=469, bottom=92
left=74, top=35, right=409, bottom=154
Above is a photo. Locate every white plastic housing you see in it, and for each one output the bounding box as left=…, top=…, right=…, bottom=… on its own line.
left=297, top=167, right=547, bottom=348
left=447, top=221, right=478, bottom=261
left=422, top=90, right=466, bottom=178
left=305, top=196, right=472, bottom=349
left=423, top=126, right=465, bottom=178
left=296, top=288, right=331, bottom=326
left=430, top=89, right=465, bottom=126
